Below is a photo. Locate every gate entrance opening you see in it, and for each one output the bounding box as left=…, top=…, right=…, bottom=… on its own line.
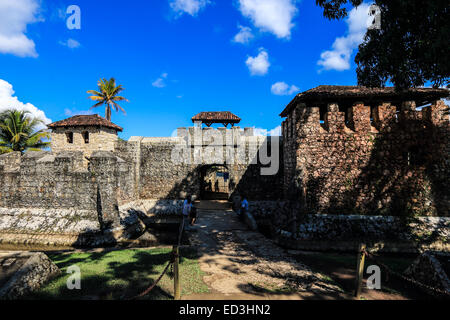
left=200, top=165, right=230, bottom=200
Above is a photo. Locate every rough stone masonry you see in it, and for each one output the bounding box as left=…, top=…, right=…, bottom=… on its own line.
left=0, top=85, right=449, bottom=249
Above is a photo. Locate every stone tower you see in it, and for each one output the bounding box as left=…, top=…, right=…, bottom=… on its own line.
left=47, top=114, right=122, bottom=157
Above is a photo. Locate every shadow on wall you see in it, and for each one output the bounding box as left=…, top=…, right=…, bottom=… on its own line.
left=297, top=102, right=449, bottom=218
left=145, top=136, right=284, bottom=202
left=231, top=136, right=284, bottom=202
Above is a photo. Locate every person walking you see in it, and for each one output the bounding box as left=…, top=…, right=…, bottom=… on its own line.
left=182, top=196, right=192, bottom=228
left=189, top=204, right=198, bottom=226
left=239, top=194, right=249, bottom=220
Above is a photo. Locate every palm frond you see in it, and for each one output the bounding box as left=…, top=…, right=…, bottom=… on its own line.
left=86, top=77, right=128, bottom=120
left=89, top=101, right=105, bottom=109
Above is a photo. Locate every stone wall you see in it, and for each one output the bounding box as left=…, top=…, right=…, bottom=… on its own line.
left=114, top=127, right=283, bottom=201
left=290, top=214, right=449, bottom=242
left=51, top=126, right=118, bottom=157
left=0, top=150, right=135, bottom=232
left=0, top=126, right=283, bottom=245
left=274, top=214, right=449, bottom=252
left=282, top=99, right=450, bottom=217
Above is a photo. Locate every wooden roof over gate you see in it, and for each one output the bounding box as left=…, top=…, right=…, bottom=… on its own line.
left=191, top=111, right=241, bottom=127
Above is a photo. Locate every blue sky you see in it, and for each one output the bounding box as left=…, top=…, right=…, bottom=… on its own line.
left=0, top=0, right=375, bottom=139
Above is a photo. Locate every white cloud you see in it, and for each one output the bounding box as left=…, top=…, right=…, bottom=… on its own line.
left=0, top=0, right=41, bottom=58
left=152, top=73, right=168, bottom=88
left=318, top=3, right=371, bottom=71
left=271, top=81, right=299, bottom=95
left=59, top=38, right=81, bottom=49
left=246, top=48, right=270, bottom=76
left=253, top=125, right=281, bottom=136
left=170, top=0, right=210, bottom=17
left=0, top=79, right=51, bottom=130
left=237, top=0, right=298, bottom=39
left=232, top=25, right=254, bottom=44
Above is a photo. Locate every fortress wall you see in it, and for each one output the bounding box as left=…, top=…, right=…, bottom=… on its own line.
left=282, top=99, right=450, bottom=217
left=138, top=138, right=199, bottom=199
left=127, top=130, right=283, bottom=201
left=0, top=127, right=284, bottom=236
left=0, top=150, right=136, bottom=233
left=0, top=151, right=96, bottom=211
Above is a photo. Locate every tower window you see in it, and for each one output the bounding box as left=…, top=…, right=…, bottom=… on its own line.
left=66, top=132, right=73, bottom=144
left=82, top=131, right=89, bottom=144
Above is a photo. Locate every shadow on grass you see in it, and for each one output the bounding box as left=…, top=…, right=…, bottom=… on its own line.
left=25, top=247, right=203, bottom=300
left=290, top=251, right=434, bottom=300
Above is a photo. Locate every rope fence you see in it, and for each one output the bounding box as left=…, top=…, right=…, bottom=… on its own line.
left=355, top=244, right=450, bottom=298
left=130, top=215, right=186, bottom=300
left=361, top=247, right=450, bottom=298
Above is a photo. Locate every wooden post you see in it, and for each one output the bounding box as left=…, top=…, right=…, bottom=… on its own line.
left=354, top=243, right=366, bottom=299
left=173, top=245, right=181, bottom=300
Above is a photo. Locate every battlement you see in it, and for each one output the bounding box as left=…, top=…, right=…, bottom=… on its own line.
left=176, top=126, right=257, bottom=146
left=282, top=96, right=450, bottom=216
left=0, top=150, right=128, bottom=175
left=282, top=99, right=449, bottom=137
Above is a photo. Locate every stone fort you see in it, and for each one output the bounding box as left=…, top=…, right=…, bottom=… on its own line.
left=0, top=85, right=449, bottom=250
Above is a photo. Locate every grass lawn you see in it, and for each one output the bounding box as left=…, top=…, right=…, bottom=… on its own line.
left=27, top=247, right=209, bottom=300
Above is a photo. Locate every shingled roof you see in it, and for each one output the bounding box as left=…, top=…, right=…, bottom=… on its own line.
left=280, top=85, right=450, bottom=117
left=192, top=111, right=241, bottom=127
left=47, top=114, right=123, bottom=132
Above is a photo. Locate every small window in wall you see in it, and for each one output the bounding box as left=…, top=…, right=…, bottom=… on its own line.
left=369, top=105, right=375, bottom=126
left=82, top=131, right=89, bottom=144
left=339, top=103, right=350, bottom=126
left=66, top=132, right=73, bottom=144
left=319, top=105, right=326, bottom=124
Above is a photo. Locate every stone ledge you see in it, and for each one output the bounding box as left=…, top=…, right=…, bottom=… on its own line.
left=293, top=214, right=450, bottom=244
left=274, top=237, right=450, bottom=253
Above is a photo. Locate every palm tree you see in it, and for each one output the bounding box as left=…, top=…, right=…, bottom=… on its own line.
left=87, top=78, right=128, bottom=121
left=0, top=110, right=50, bottom=154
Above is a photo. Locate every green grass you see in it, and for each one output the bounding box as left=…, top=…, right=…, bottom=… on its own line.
left=27, top=247, right=209, bottom=300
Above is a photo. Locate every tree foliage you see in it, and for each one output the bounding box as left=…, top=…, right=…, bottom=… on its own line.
left=87, top=78, right=128, bottom=121
left=0, top=110, right=50, bottom=154
left=316, top=0, right=450, bottom=89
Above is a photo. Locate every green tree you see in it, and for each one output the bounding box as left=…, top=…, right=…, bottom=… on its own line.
left=316, top=0, right=450, bottom=89
left=87, top=78, right=128, bottom=121
left=0, top=110, right=50, bottom=154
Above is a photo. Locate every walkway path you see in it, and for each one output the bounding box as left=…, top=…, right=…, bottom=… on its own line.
left=182, top=201, right=348, bottom=300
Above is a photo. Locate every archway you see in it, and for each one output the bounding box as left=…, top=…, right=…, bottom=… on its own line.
left=200, top=165, right=230, bottom=200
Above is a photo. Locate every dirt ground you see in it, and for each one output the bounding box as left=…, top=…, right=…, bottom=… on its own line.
left=183, top=201, right=346, bottom=300
left=182, top=201, right=435, bottom=300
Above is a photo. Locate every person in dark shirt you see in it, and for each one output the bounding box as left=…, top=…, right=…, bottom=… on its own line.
left=189, top=205, right=197, bottom=226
